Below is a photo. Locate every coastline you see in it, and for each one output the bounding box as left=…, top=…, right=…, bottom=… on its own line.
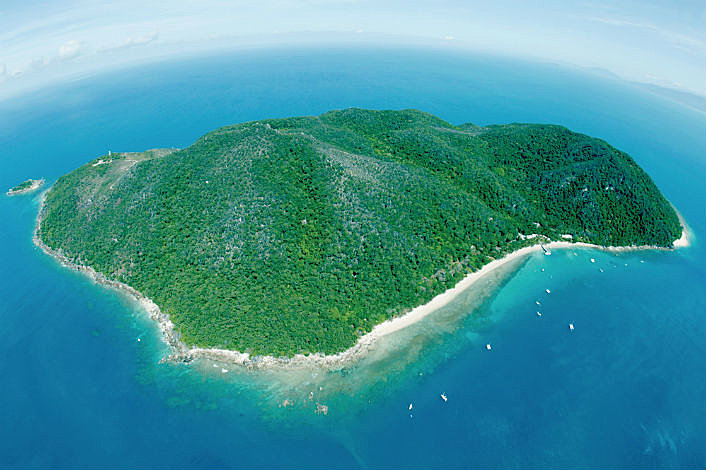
left=33, top=191, right=187, bottom=359
left=32, top=189, right=691, bottom=370
left=7, top=179, right=45, bottom=196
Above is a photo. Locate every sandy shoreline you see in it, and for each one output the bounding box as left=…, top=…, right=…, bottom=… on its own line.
left=32, top=189, right=691, bottom=370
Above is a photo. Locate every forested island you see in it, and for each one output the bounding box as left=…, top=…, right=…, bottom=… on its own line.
left=36, top=109, right=682, bottom=357
left=7, top=179, right=44, bottom=196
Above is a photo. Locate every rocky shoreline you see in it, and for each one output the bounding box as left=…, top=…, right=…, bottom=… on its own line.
left=32, top=188, right=691, bottom=371
left=33, top=189, right=381, bottom=371
left=7, top=178, right=45, bottom=196
left=33, top=192, right=188, bottom=358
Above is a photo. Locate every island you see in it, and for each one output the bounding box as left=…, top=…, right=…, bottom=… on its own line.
left=34, top=109, right=684, bottom=364
left=7, top=178, right=44, bottom=196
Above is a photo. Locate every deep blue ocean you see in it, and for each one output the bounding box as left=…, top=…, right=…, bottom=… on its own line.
left=1, top=47, right=704, bottom=468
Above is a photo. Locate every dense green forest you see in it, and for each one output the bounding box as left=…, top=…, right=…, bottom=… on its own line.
left=38, top=109, right=681, bottom=356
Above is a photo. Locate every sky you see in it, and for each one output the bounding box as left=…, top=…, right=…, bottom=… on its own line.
left=1, top=0, right=705, bottom=100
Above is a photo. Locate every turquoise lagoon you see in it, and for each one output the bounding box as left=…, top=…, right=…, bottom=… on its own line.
left=0, top=47, right=704, bottom=468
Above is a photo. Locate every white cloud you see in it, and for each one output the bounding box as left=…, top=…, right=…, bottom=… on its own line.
left=124, top=31, right=159, bottom=48
left=58, top=40, right=82, bottom=60
left=588, top=16, right=655, bottom=29
left=0, top=63, right=5, bottom=76
left=587, top=16, right=706, bottom=55
left=98, top=31, right=160, bottom=53
left=28, top=56, right=51, bottom=71
left=444, top=35, right=455, bottom=41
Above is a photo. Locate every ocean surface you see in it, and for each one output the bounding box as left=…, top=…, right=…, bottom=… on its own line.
left=1, top=47, right=704, bottom=468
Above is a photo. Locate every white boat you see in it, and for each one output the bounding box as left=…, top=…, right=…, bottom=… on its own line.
left=409, top=403, right=413, bottom=410
left=590, top=258, right=595, bottom=263
left=545, top=288, right=551, bottom=294
left=569, top=323, right=574, bottom=331
left=486, top=343, right=492, bottom=350
left=440, top=393, right=448, bottom=402
left=536, top=312, right=542, bottom=317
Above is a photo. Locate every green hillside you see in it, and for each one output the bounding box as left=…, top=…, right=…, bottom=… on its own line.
left=37, top=109, right=681, bottom=356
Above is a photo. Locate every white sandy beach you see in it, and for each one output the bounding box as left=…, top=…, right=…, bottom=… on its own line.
left=183, top=224, right=690, bottom=370
left=343, top=223, right=692, bottom=343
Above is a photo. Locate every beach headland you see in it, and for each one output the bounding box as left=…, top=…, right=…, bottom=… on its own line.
left=32, top=189, right=691, bottom=371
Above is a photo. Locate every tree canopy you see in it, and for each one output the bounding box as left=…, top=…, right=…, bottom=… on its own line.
left=38, top=109, right=681, bottom=356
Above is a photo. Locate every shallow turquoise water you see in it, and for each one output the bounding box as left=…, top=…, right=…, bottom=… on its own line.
left=1, top=47, right=704, bottom=468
